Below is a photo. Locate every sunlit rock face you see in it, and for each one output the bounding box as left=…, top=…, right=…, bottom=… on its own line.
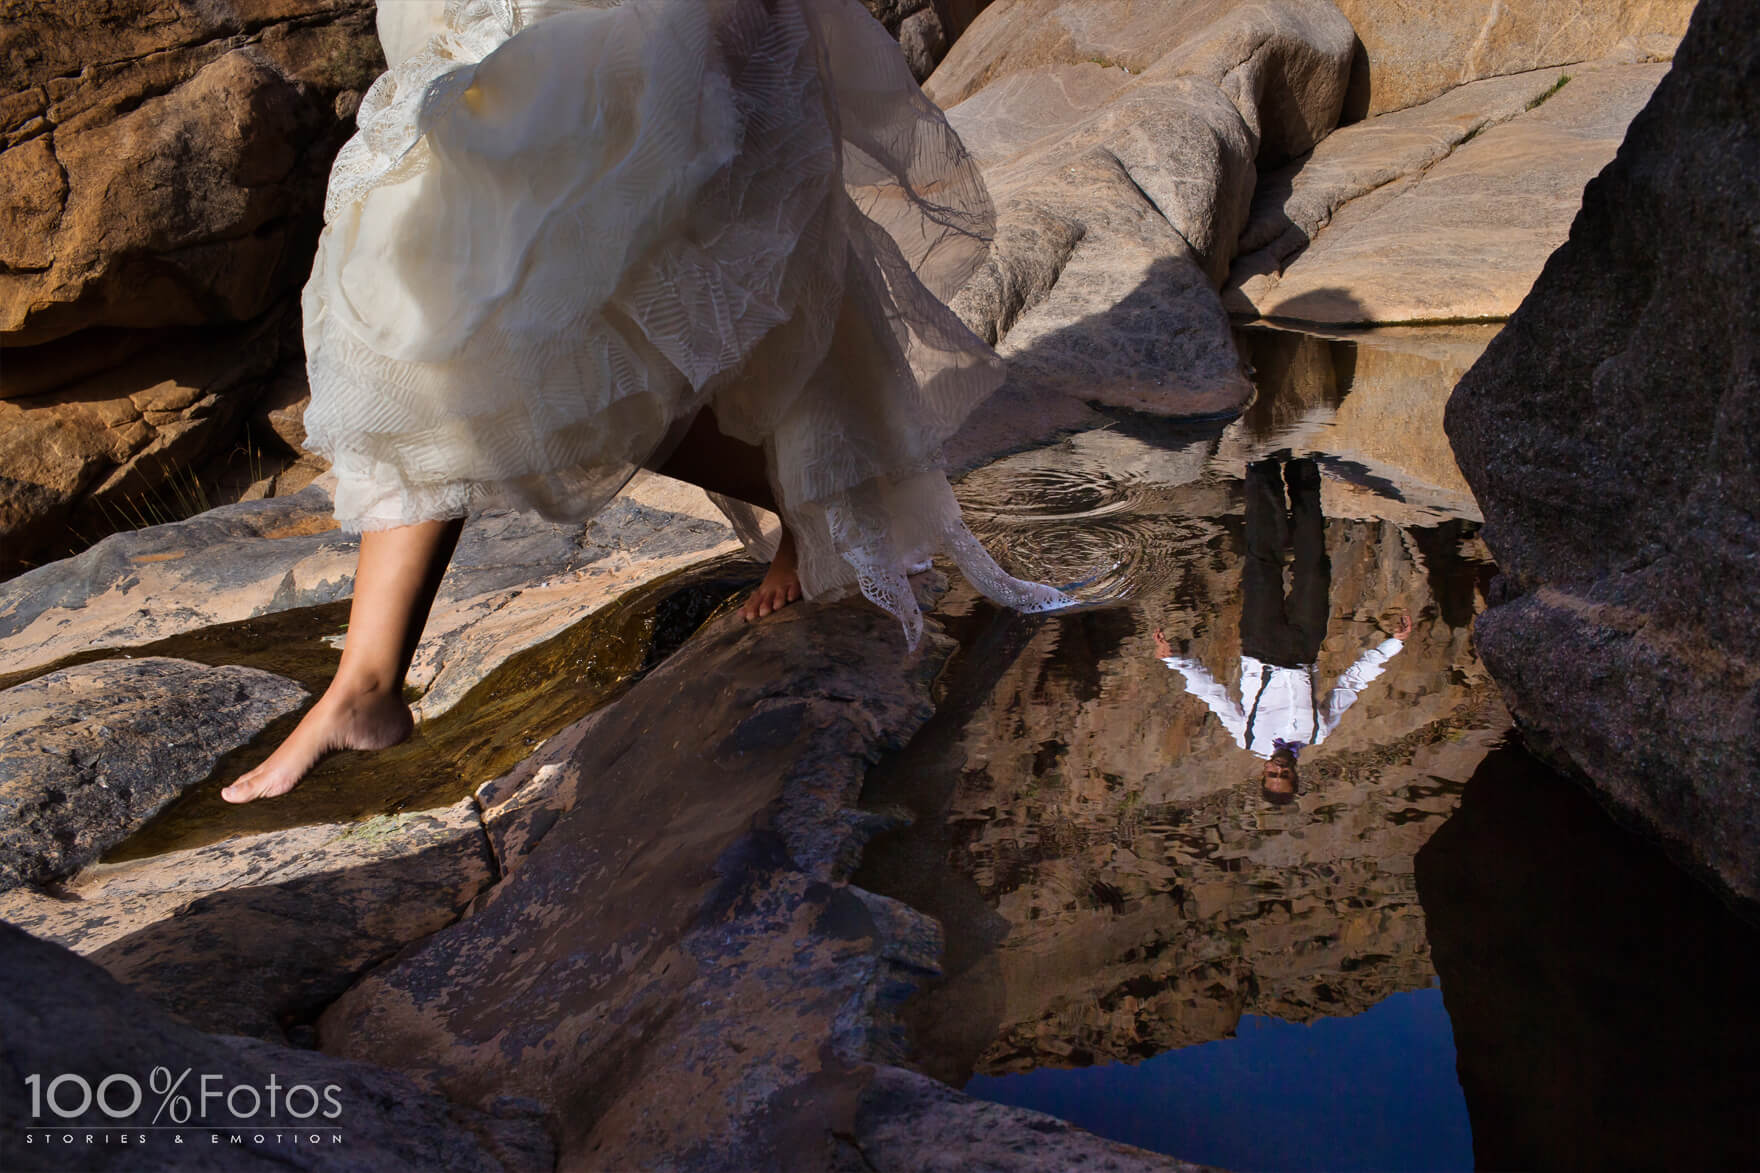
left=928, top=0, right=1358, bottom=457
left=1446, top=0, right=1760, bottom=905
left=1332, top=0, right=1691, bottom=118
left=1228, top=62, right=1669, bottom=325
left=858, top=416, right=1504, bottom=1086
left=0, top=0, right=383, bottom=574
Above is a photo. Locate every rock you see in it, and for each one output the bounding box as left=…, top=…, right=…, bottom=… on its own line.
left=0, top=0, right=380, bottom=346
left=0, top=0, right=379, bottom=571
left=319, top=598, right=961, bottom=1168
left=1444, top=0, right=1760, bottom=903
left=0, top=309, right=296, bottom=578
left=1229, top=62, right=1667, bottom=324
left=1333, top=0, right=1691, bottom=118
left=0, top=919, right=542, bottom=1172
left=861, top=0, right=950, bottom=80
left=0, top=658, right=306, bottom=891
left=1415, top=746, right=1760, bottom=1170
left=0, top=473, right=740, bottom=722
left=849, top=1064, right=1213, bottom=1171
left=932, top=0, right=1357, bottom=458
left=0, top=800, right=494, bottom=1042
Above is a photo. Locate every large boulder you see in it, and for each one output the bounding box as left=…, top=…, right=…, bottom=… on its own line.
left=0, top=658, right=306, bottom=891
left=318, top=597, right=952, bottom=1167
left=1445, top=0, right=1760, bottom=903
left=1334, top=0, right=1690, bottom=118
left=931, top=0, right=1357, bottom=459
left=1227, top=61, right=1668, bottom=324
left=0, top=800, right=495, bottom=1043
left=0, top=0, right=379, bottom=346
left=0, top=920, right=545, bottom=1172
left=0, top=0, right=381, bottom=575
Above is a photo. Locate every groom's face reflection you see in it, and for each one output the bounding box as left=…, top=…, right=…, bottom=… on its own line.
left=1263, top=758, right=1297, bottom=794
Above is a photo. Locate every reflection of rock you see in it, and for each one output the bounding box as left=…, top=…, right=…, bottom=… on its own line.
left=0, top=800, right=493, bottom=1043
left=1415, top=745, right=1760, bottom=1171
left=851, top=1065, right=1210, bottom=1172
left=0, top=473, right=739, bottom=720
left=1229, top=63, right=1668, bottom=324
left=864, top=455, right=1504, bottom=1083
left=0, top=658, right=305, bottom=891
left=0, top=921, right=545, bottom=1173
left=1445, top=0, right=1760, bottom=905
left=1333, top=0, right=1688, bottom=117
left=1222, top=325, right=1498, bottom=522
left=932, top=0, right=1356, bottom=452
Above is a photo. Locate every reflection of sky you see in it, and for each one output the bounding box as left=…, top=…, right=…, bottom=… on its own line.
left=963, top=986, right=1472, bottom=1173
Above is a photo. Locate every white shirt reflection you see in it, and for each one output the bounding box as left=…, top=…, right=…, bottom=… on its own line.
left=1161, top=638, right=1405, bottom=759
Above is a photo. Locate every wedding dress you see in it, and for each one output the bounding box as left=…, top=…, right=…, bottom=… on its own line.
left=302, top=0, right=1070, bottom=646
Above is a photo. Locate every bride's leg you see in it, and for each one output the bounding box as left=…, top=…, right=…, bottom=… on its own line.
left=648, top=407, right=801, bottom=621
left=221, top=517, right=465, bottom=803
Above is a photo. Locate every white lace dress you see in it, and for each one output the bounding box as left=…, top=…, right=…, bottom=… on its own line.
left=302, top=0, right=1070, bottom=645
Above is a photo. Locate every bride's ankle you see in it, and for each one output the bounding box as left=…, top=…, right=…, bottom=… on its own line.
left=322, top=670, right=401, bottom=703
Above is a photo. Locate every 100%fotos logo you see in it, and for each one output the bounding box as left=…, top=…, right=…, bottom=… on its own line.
left=25, top=1067, right=343, bottom=1124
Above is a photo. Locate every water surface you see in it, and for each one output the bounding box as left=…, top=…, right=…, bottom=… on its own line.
left=859, top=324, right=1760, bottom=1170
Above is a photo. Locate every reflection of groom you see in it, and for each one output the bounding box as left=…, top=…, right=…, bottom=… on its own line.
left=1154, top=457, right=1409, bottom=802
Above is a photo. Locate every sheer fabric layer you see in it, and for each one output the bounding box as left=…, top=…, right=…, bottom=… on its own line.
left=303, top=0, right=1070, bottom=644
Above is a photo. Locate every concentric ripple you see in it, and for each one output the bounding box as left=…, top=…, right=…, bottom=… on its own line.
left=958, top=462, right=1156, bottom=523
left=973, top=515, right=1220, bottom=604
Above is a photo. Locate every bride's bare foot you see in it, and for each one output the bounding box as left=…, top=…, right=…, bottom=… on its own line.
left=742, top=529, right=801, bottom=621
left=221, top=681, right=414, bottom=803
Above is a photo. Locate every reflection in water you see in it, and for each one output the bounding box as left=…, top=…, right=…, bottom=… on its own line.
left=965, top=986, right=1473, bottom=1173
left=864, top=323, right=1756, bottom=1169
left=1159, top=457, right=1411, bottom=804
left=1417, top=747, right=1760, bottom=1171
left=858, top=324, right=1508, bottom=1169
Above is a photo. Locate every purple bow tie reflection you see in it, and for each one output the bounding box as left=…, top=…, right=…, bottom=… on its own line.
left=1273, top=738, right=1303, bottom=760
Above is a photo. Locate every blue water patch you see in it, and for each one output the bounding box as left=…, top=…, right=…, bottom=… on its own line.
left=963, top=986, right=1472, bottom=1173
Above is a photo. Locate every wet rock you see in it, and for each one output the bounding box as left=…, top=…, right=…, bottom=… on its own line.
left=849, top=1064, right=1213, bottom=1171
left=0, top=919, right=542, bottom=1172
left=0, top=473, right=739, bottom=720
left=1230, top=62, right=1667, bottom=324
left=1334, top=0, right=1689, bottom=118
left=933, top=0, right=1356, bottom=456
left=0, top=484, right=354, bottom=679
left=1444, top=0, right=1760, bottom=904
left=0, top=800, right=494, bottom=1042
left=0, top=658, right=306, bottom=891
left=321, top=598, right=960, bottom=1168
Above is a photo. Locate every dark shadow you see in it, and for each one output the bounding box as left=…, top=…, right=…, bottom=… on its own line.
left=1340, top=34, right=1373, bottom=125
left=1416, top=741, right=1760, bottom=1171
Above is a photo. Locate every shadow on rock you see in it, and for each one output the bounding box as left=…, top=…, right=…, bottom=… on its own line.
left=1416, top=741, right=1760, bottom=1171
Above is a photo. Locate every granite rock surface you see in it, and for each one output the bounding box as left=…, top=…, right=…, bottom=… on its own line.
left=0, top=657, right=306, bottom=891
left=1445, top=0, right=1760, bottom=904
